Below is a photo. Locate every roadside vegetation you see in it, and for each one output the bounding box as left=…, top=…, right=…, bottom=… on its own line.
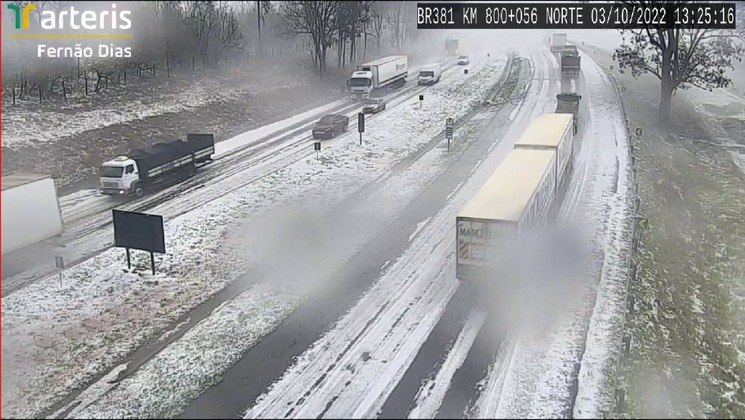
left=583, top=44, right=745, bottom=418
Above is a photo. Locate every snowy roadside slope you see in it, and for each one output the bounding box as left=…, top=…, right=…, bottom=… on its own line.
left=1, top=64, right=310, bottom=150
left=473, top=52, right=633, bottom=418
left=572, top=52, right=634, bottom=418
left=1, top=54, right=507, bottom=419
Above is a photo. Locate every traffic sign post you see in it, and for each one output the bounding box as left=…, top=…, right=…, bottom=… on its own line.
left=314, top=141, right=321, bottom=160
left=445, top=117, right=454, bottom=152
left=358, top=112, right=365, bottom=145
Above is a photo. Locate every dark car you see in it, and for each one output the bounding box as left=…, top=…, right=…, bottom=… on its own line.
left=362, top=98, right=386, bottom=114
left=312, top=114, right=350, bottom=139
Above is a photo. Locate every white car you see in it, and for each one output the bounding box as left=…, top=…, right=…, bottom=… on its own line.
left=457, top=54, right=469, bottom=65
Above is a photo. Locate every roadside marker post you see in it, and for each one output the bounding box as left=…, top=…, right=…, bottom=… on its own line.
left=54, top=255, right=64, bottom=287
left=419, top=94, right=424, bottom=108
left=358, top=112, right=365, bottom=146
left=314, top=141, right=321, bottom=160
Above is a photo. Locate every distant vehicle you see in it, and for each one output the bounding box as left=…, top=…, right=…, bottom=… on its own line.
left=457, top=54, right=469, bottom=65
left=312, top=114, right=350, bottom=139
left=417, top=63, right=442, bottom=85
left=99, top=134, right=214, bottom=197
left=2, top=173, right=63, bottom=254
left=456, top=113, right=575, bottom=283
left=348, top=55, right=408, bottom=100
left=560, top=49, right=581, bottom=78
left=362, top=98, right=386, bottom=114
left=550, top=33, right=567, bottom=53
left=555, top=93, right=582, bottom=134
left=445, top=38, right=459, bottom=55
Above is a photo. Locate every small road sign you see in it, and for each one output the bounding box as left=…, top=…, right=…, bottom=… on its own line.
left=445, top=117, right=454, bottom=139
left=358, top=113, right=365, bottom=145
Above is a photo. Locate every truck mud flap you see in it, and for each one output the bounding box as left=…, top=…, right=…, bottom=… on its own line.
left=195, top=159, right=214, bottom=168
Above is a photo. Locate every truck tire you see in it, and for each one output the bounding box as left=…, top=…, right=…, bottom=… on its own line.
left=133, top=185, right=144, bottom=198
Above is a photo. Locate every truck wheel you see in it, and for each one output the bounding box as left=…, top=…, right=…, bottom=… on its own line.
left=134, top=186, right=144, bottom=198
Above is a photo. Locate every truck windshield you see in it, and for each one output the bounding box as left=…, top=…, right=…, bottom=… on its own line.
left=419, top=71, right=434, bottom=78
left=349, top=77, right=371, bottom=87
left=100, top=166, right=124, bottom=178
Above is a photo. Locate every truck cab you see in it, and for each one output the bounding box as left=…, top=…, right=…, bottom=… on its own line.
left=100, top=156, right=143, bottom=196
left=348, top=70, right=373, bottom=99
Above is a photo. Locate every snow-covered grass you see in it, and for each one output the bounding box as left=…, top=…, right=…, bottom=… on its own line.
left=1, top=59, right=312, bottom=150
left=1, top=52, right=508, bottom=419
left=582, top=45, right=745, bottom=418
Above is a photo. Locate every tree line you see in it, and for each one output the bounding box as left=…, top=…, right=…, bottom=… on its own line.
left=1, top=1, right=419, bottom=105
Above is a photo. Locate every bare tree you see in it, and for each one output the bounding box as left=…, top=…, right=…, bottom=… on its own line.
left=278, top=1, right=338, bottom=78
left=613, top=1, right=744, bottom=126
left=255, top=1, right=273, bottom=55
left=216, top=4, right=244, bottom=64
left=368, top=1, right=386, bottom=53
left=186, top=1, right=218, bottom=66
left=385, top=1, right=405, bottom=49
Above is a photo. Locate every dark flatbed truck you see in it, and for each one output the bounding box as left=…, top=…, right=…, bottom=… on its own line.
left=99, top=133, right=215, bottom=197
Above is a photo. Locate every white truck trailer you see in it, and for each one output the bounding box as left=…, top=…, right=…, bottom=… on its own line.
left=348, top=55, right=408, bottom=100
left=456, top=148, right=557, bottom=282
left=2, top=173, right=63, bottom=254
left=550, top=33, right=567, bottom=53
left=513, top=113, right=574, bottom=191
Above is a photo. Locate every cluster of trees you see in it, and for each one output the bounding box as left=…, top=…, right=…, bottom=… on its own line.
left=277, top=1, right=417, bottom=78
left=2, top=1, right=420, bottom=105
left=613, top=0, right=744, bottom=125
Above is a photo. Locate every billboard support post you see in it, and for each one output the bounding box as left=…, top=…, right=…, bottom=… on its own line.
left=151, top=251, right=156, bottom=275
left=126, top=248, right=131, bottom=270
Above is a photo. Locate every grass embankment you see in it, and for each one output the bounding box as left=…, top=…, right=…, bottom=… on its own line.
left=582, top=45, right=745, bottom=418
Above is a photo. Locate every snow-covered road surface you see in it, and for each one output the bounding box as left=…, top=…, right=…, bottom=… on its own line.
left=3, top=58, right=461, bottom=297
left=3, top=44, right=634, bottom=419
left=472, top=50, right=634, bottom=419
left=235, top=50, right=555, bottom=419
left=2, top=52, right=509, bottom=419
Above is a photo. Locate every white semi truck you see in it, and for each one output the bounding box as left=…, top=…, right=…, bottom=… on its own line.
left=2, top=173, right=64, bottom=254
left=456, top=148, right=557, bottom=282
left=348, top=55, right=408, bottom=100
left=99, top=134, right=214, bottom=197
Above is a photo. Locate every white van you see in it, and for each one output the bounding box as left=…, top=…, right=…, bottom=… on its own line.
left=417, top=63, right=442, bottom=86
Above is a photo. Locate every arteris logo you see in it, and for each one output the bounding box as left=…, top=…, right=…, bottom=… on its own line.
left=6, top=2, right=132, bottom=31
left=7, top=2, right=36, bottom=29
left=6, top=2, right=133, bottom=58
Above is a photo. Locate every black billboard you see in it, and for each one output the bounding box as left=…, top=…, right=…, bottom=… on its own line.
left=112, top=209, right=166, bottom=254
